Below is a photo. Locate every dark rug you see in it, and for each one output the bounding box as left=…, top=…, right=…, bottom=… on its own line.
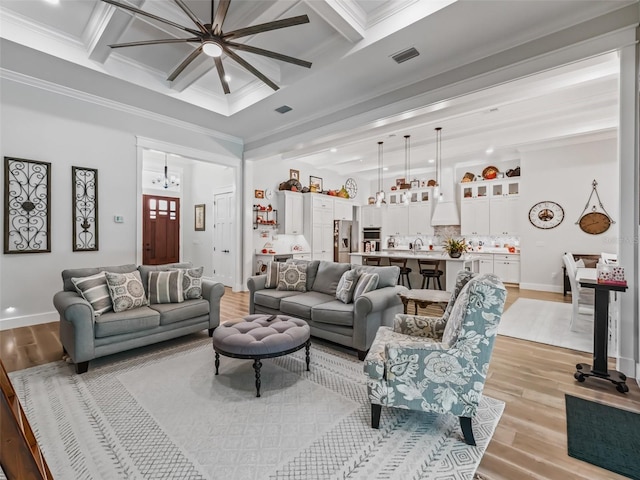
left=565, top=394, right=640, bottom=479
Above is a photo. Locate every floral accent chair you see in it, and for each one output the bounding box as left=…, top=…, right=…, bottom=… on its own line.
left=363, top=272, right=507, bottom=445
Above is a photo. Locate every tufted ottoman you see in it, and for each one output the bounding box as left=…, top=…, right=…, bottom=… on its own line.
left=211, top=314, right=311, bottom=397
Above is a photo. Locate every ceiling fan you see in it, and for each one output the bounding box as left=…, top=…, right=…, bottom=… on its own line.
left=101, top=0, right=312, bottom=94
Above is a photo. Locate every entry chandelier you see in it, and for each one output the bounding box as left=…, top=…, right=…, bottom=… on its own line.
left=375, top=141, right=386, bottom=207
left=435, top=127, right=443, bottom=202
left=401, top=134, right=411, bottom=205
left=152, top=156, right=180, bottom=189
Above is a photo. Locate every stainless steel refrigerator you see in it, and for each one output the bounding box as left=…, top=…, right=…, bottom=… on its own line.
left=334, top=220, right=353, bottom=263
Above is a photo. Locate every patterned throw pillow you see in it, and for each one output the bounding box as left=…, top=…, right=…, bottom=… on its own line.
left=71, top=272, right=113, bottom=316
left=105, top=271, right=148, bottom=313
left=264, top=261, right=281, bottom=289
left=148, top=270, right=184, bottom=304
left=353, top=272, right=379, bottom=299
left=173, top=266, right=203, bottom=299
left=277, top=263, right=307, bottom=292
left=335, top=269, right=360, bottom=304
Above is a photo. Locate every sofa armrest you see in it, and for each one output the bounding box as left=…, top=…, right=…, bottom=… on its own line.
left=202, top=279, right=225, bottom=329
left=53, top=291, right=96, bottom=363
left=393, top=314, right=446, bottom=340
left=246, top=275, right=267, bottom=314
left=354, top=285, right=406, bottom=316
left=352, top=285, right=407, bottom=352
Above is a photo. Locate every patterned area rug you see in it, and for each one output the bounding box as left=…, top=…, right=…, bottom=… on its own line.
left=10, top=335, right=503, bottom=480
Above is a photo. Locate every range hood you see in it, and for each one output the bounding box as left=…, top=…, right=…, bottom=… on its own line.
left=431, top=167, right=460, bottom=226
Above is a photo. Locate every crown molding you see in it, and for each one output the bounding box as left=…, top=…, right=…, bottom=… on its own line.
left=0, top=68, right=243, bottom=146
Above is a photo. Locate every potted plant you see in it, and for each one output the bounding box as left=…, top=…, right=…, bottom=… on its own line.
left=443, top=237, right=467, bottom=258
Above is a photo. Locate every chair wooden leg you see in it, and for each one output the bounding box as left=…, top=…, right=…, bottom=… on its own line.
left=436, top=277, right=442, bottom=290
left=459, top=416, right=476, bottom=445
left=421, top=276, right=427, bottom=289
left=371, top=404, right=382, bottom=429
left=357, top=350, right=368, bottom=361
left=75, top=361, right=89, bottom=374
left=406, top=274, right=411, bottom=289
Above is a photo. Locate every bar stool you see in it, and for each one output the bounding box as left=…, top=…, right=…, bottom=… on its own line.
left=363, top=257, right=382, bottom=266
left=388, top=257, right=412, bottom=288
left=417, top=259, right=444, bottom=290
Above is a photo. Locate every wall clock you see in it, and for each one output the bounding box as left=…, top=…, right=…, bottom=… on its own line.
left=528, top=201, right=565, bottom=229
left=345, top=178, right=357, bottom=199
left=265, top=188, right=273, bottom=200
left=576, top=180, right=614, bottom=235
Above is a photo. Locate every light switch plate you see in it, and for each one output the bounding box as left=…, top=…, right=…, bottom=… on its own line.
left=114, top=215, right=124, bottom=223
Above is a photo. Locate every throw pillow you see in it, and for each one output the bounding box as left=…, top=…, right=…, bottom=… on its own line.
left=264, top=261, right=281, bottom=289
left=335, top=269, right=360, bottom=304
left=575, top=258, right=585, bottom=268
left=105, top=271, right=148, bottom=313
left=277, top=263, right=307, bottom=292
left=172, top=266, right=204, bottom=299
left=148, top=270, right=184, bottom=304
left=71, top=272, right=113, bottom=316
left=353, top=272, right=379, bottom=299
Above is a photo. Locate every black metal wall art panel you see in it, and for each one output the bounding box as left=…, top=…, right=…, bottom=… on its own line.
left=4, top=157, right=51, bottom=254
left=72, top=166, right=99, bottom=251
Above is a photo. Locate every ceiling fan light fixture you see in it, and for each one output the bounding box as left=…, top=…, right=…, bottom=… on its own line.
left=202, top=41, right=223, bottom=57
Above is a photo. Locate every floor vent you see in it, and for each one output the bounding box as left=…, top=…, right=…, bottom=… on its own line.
left=391, top=47, right=420, bottom=64
left=275, top=105, right=293, bottom=114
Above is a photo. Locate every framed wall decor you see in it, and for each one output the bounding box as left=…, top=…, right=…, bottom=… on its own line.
left=289, top=169, right=300, bottom=181
left=72, top=166, right=99, bottom=251
left=254, top=189, right=264, bottom=199
left=309, top=175, right=323, bottom=192
left=194, top=204, right=206, bottom=231
left=4, top=157, right=51, bottom=254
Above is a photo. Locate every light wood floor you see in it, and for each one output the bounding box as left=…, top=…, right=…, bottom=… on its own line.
left=1, top=286, right=639, bottom=479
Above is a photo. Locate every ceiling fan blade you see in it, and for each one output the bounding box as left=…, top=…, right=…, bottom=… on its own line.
left=226, top=42, right=311, bottom=68
left=167, top=46, right=203, bottom=82
left=223, top=15, right=310, bottom=40
left=173, top=0, right=209, bottom=34
left=214, top=57, right=231, bottom=94
left=100, top=0, right=201, bottom=36
left=223, top=47, right=279, bottom=91
left=109, top=37, right=201, bottom=48
left=213, top=0, right=230, bottom=36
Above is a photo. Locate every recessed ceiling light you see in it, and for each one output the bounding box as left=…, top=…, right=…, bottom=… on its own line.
left=486, top=147, right=494, bottom=154
left=6, top=306, right=16, bottom=313
left=383, top=167, right=389, bottom=171
left=43, top=0, right=60, bottom=4
left=224, top=75, right=231, bottom=82
left=330, top=148, right=337, bottom=153
left=428, top=158, right=435, bottom=163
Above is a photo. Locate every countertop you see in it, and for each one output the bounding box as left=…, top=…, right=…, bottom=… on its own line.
left=380, top=247, right=520, bottom=256
left=350, top=251, right=481, bottom=262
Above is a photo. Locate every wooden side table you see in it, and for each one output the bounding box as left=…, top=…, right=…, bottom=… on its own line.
left=398, top=289, right=451, bottom=315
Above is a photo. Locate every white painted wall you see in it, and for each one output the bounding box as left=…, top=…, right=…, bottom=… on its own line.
left=519, top=136, right=619, bottom=291
left=0, top=80, right=241, bottom=328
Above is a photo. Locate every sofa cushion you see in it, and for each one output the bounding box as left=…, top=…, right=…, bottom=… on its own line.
left=353, top=265, right=399, bottom=288
left=311, top=300, right=355, bottom=327
left=254, top=289, right=301, bottom=311
left=105, top=271, right=148, bottom=313
left=353, top=272, right=379, bottom=299
left=138, top=263, right=192, bottom=295
left=277, top=263, right=307, bottom=292
left=264, top=261, right=281, bottom=289
left=149, top=298, right=209, bottom=326
left=312, top=261, right=351, bottom=296
left=335, top=269, right=360, bottom=304
left=94, top=306, right=160, bottom=338
left=62, top=264, right=137, bottom=292
left=280, top=291, right=335, bottom=319
left=148, top=270, right=184, bottom=304
left=71, top=272, right=113, bottom=316
left=287, top=259, right=320, bottom=291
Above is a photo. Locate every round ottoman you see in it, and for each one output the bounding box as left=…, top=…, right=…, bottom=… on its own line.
left=211, top=314, right=311, bottom=397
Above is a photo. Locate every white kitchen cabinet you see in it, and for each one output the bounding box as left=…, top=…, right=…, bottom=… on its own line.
left=407, top=202, right=433, bottom=236
left=489, top=195, right=520, bottom=235
left=304, top=195, right=334, bottom=261
left=493, top=254, right=520, bottom=283
left=361, top=205, right=382, bottom=228
left=460, top=198, right=490, bottom=235
left=277, top=191, right=304, bottom=235
left=333, top=197, right=353, bottom=221
left=384, top=205, right=409, bottom=236
left=478, top=254, right=494, bottom=274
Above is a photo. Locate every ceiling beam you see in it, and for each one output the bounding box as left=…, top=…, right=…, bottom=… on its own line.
left=304, top=0, right=365, bottom=43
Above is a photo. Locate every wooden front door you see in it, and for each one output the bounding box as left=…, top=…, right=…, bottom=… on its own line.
left=143, top=194, right=180, bottom=265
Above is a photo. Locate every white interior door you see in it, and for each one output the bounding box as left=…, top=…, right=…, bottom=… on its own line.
left=213, top=191, right=234, bottom=287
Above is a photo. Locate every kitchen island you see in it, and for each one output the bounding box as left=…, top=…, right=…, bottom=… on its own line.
left=350, top=251, right=480, bottom=291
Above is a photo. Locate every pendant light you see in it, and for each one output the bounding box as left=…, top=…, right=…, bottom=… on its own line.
left=435, top=127, right=443, bottom=202
left=402, top=134, right=411, bottom=205
left=151, top=154, right=180, bottom=189
left=375, top=141, right=385, bottom=207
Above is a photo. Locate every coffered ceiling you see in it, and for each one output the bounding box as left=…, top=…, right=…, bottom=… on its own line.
left=0, top=0, right=637, bottom=180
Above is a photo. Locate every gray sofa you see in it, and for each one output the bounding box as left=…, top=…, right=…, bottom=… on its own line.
left=247, top=260, right=407, bottom=360
left=53, top=263, right=225, bottom=373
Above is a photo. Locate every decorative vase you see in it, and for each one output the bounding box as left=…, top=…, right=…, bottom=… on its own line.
left=449, top=251, right=462, bottom=258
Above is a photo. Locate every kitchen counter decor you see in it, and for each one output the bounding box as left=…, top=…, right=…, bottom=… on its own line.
left=443, top=237, right=467, bottom=258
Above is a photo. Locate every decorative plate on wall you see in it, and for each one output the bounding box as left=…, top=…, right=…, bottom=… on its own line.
left=528, top=201, right=565, bottom=229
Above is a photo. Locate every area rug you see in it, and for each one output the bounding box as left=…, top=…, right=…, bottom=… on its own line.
left=9, top=336, right=504, bottom=480
left=565, top=394, right=640, bottom=479
left=498, top=298, right=592, bottom=353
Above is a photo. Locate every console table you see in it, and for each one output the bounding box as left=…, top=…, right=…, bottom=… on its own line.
left=575, top=278, right=628, bottom=393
